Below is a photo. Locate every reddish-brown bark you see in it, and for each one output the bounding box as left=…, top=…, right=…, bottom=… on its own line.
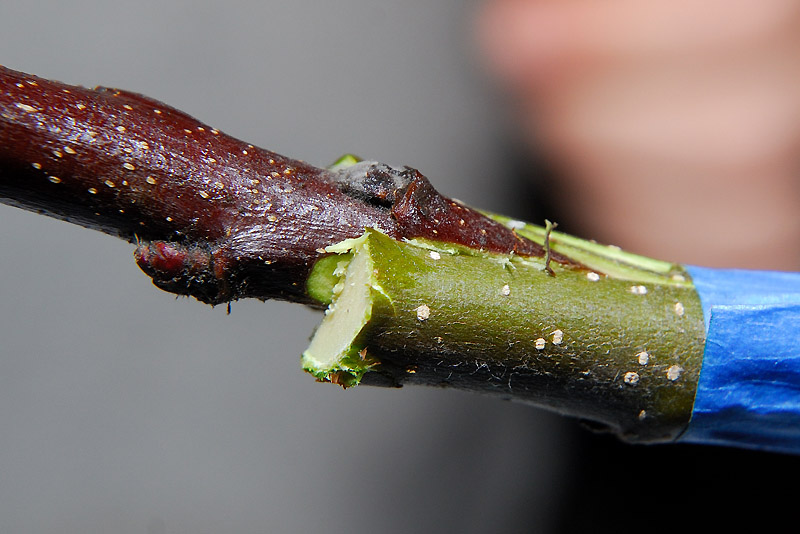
left=0, top=66, right=558, bottom=305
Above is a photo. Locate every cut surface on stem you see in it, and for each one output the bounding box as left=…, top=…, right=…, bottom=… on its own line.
left=302, top=236, right=379, bottom=387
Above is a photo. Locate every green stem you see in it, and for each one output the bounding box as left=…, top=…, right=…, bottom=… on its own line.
left=303, top=229, right=705, bottom=443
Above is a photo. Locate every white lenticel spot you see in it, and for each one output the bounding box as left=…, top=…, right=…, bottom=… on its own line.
left=242, top=150, right=248, bottom=155
left=63, top=147, right=76, bottom=155
left=429, top=251, right=441, bottom=260
left=416, top=304, right=431, bottom=321
left=623, top=372, right=640, bottom=386
left=637, top=351, right=650, bottom=365
left=667, top=365, right=683, bottom=381
left=199, top=190, right=209, bottom=199
left=116, top=126, right=126, bottom=132
left=166, top=217, right=173, bottom=222
left=211, top=129, right=219, bottom=135
left=587, top=272, right=601, bottom=282
left=535, top=338, right=546, bottom=350
left=87, top=187, right=97, bottom=194
left=267, top=215, right=278, bottom=222
left=15, top=103, right=37, bottom=113
left=52, top=150, right=63, bottom=158
left=123, top=163, right=135, bottom=171
left=501, top=284, right=511, bottom=296
left=76, top=103, right=86, bottom=110
left=552, top=329, right=564, bottom=345
left=146, top=176, right=157, bottom=185
left=32, top=162, right=42, bottom=169
left=48, top=176, right=61, bottom=184
left=639, top=410, right=647, bottom=420
left=674, top=302, right=685, bottom=316
left=104, top=180, right=115, bottom=188
left=154, top=109, right=162, bottom=114
left=630, top=285, right=648, bottom=295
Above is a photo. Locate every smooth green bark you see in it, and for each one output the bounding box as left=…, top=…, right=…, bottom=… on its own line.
left=304, top=228, right=705, bottom=443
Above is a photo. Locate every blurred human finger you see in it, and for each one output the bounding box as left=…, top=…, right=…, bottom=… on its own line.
left=477, top=0, right=800, bottom=87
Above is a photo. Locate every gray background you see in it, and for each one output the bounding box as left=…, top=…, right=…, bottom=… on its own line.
left=0, top=1, right=571, bottom=533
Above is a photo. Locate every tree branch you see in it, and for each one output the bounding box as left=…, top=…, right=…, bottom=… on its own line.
left=1, top=66, right=707, bottom=444
left=0, top=65, right=557, bottom=306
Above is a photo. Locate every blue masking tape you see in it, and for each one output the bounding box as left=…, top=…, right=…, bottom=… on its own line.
left=681, top=266, right=800, bottom=453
